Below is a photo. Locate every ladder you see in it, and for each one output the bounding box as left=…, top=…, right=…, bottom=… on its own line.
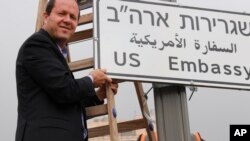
left=35, top=0, right=157, bottom=141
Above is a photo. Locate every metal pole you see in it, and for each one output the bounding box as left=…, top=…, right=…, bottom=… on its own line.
left=154, top=85, right=191, bottom=141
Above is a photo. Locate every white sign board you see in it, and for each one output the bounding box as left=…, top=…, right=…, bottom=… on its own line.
left=93, top=0, right=250, bottom=90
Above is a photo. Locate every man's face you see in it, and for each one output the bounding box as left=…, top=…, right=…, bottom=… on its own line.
left=43, top=0, right=79, bottom=44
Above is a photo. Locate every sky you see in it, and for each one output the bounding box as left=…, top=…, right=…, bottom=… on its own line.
left=0, top=0, right=250, bottom=141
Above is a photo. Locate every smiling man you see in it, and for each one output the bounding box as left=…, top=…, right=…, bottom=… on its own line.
left=15, top=0, right=118, bottom=141
left=43, top=0, right=79, bottom=47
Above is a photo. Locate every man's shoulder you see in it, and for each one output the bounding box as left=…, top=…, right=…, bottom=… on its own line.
left=21, top=29, right=55, bottom=48
left=29, top=29, right=52, bottom=42
left=18, top=29, right=57, bottom=57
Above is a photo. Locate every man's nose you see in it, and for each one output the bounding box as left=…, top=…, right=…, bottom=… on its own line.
left=63, top=15, right=71, bottom=23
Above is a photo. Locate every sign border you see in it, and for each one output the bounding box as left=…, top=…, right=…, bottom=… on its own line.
left=94, top=0, right=250, bottom=90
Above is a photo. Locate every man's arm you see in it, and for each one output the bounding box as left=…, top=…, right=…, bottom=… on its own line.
left=22, top=35, right=94, bottom=104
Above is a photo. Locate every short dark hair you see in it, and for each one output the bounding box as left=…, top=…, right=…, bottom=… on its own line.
left=45, top=0, right=80, bottom=20
left=45, top=0, right=56, bottom=15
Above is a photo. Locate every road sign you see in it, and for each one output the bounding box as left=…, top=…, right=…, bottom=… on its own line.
left=93, top=0, right=250, bottom=90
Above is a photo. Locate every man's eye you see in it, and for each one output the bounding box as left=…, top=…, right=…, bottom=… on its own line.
left=58, top=12, right=65, bottom=16
left=70, top=16, right=76, bottom=20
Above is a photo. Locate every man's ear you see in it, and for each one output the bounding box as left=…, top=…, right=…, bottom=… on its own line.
left=43, top=12, right=49, bottom=24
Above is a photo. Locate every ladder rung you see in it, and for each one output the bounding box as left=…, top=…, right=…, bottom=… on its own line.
left=86, top=104, right=108, bottom=118
left=118, top=118, right=147, bottom=133
left=88, top=118, right=147, bottom=138
left=78, top=0, right=93, bottom=10
left=78, top=13, right=93, bottom=26
left=68, top=57, right=94, bottom=72
left=68, top=29, right=93, bottom=43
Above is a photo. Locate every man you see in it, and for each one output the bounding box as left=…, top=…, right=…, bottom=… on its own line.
left=15, top=0, right=118, bottom=141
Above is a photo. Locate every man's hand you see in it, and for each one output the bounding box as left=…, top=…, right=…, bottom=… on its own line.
left=89, top=69, right=112, bottom=88
left=96, top=82, right=119, bottom=101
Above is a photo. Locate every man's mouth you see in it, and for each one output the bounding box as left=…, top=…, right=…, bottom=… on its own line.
left=60, top=26, right=71, bottom=30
